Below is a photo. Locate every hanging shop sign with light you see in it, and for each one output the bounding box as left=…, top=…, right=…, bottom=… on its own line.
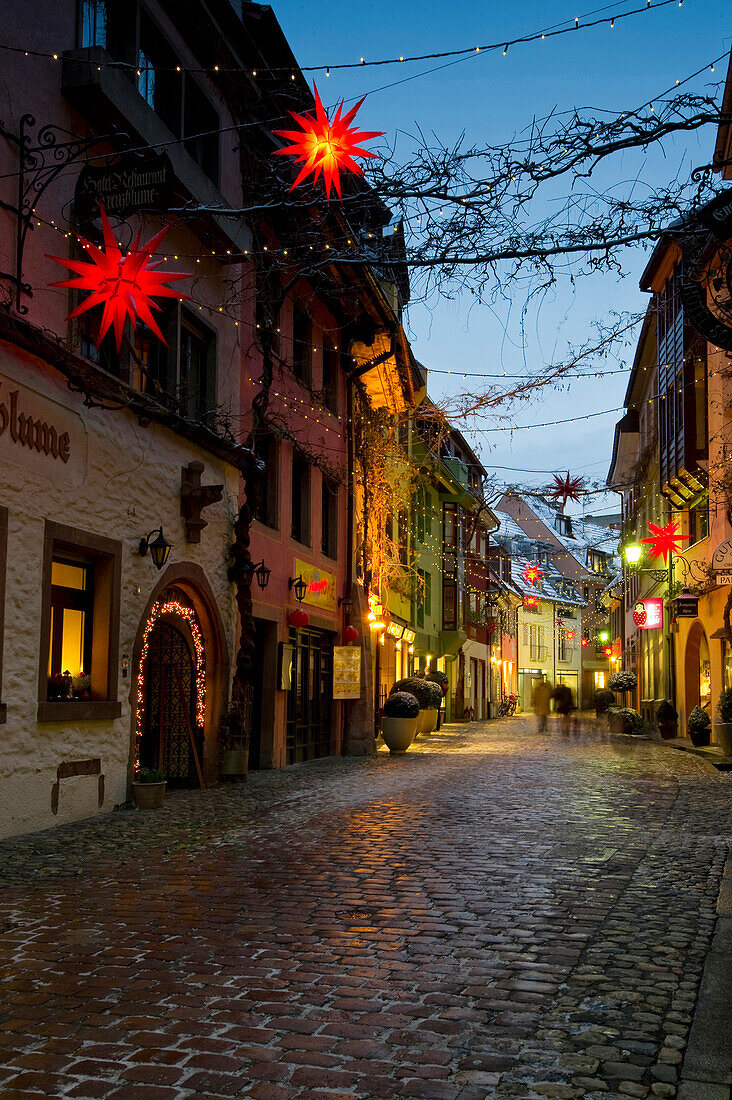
left=402, top=628, right=416, bottom=645
left=637, top=597, right=664, bottom=630
left=673, top=588, right=699, bottom=619
left=386, top=620, right=405, bottom=640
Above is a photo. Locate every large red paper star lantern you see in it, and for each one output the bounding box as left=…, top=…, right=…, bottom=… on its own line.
left=273, top=86, right=383, bottom=200
left=523, top=595, right=539, bottom=610
left=548, top=471, right=584, bottom=511
left=521, top=564, right=543, bottom=586
left=49, top=206, right=189, bottom=350
left=641, top=520, right=690, bottom=564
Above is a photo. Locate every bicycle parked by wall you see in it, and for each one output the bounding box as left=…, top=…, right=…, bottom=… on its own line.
left=497, top=694, right=517, bottom=717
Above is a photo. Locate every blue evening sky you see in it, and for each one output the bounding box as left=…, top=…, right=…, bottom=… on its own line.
left=271, top=1, right=731, bottom=509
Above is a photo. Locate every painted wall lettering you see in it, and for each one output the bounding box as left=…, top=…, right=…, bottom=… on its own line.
left=0, top=384, right=70, bottom=462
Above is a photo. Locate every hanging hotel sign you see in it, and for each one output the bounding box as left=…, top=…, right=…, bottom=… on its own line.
left=638, top=597, right=664, bottom=630
left=333, top=645, right=361, bottom=699
left=674, top=590, right=699, bottom=618
left=294, top=559, right=337, bottom=611
left=402, top=627, right=416, bottom=645
left=386, top=620, right=405, bottom=640
left=74, top=152, right=174, bottom=226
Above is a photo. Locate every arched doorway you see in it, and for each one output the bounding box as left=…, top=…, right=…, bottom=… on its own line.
left=140, top=618, right=202, bottom=786
left=134, top=585, right=207, bottom=788
left=684, top=620, right=712, bottom=722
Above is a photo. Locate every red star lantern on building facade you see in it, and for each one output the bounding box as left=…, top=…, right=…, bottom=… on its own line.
left=273, top=86, right=383, bottom=200
left=640, top=520, right=690, bottom=563
left=523, top=595, right=539, bottom=610
left=581, top=637, right=590, bottom=647
left=521, top=564, right=543, bottom=586
left=548, top=471, right=585, bottom=511
left=48, top=207, right=189, bottom=350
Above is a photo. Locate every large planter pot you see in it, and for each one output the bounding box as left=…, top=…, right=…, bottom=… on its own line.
left=715, top=721, right=732, bottom=755
left=221, top=747, right=248, bottom=781
left=658, top=720, right=678, bottom=741
left=689, top=726, right=711, bottom=748
left=418, top=708, right=439, bottom=735
left=381, top=716, right=418, bottom=754
left=132, top=781, right=166, bottom=809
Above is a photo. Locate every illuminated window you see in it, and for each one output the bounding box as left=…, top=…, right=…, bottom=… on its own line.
left=48, top=559, right=94, bottom=687
left=80, top=0, right=107, bottom=48
left=40, top=523, right=122, bottom=720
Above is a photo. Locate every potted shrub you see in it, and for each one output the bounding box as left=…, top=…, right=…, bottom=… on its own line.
left=426, top=670, right=449, bottom=728
left=380, top=692, right=420, bottom=754
left=617, top=707, right=644, bottom=735
left=688, top=705, right=711, bottom=747
left=715, top=689, right=732, bottom=754
left=391, top=677, right=442, bottom=734
left=219, top=704, right=248, bottom=781
left=609, top=670, right=638, bottom=696
left=132, top=767, right=167, bottom=809
left=594, top=689, right=615, bottom=717
left=656, top=700, right=679, bottom=740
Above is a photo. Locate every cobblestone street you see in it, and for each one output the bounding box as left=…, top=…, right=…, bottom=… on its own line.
left=1, top=716, right=730, bottom=1100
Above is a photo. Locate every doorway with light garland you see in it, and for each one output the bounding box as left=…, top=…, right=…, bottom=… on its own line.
left=130, top=567, right=230, bottom=792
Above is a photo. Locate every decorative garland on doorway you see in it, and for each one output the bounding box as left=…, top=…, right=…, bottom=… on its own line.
left=135, top=597, right=206, bottom=766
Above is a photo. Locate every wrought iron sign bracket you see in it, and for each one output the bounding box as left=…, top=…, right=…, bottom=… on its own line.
left=0, top=114, right=127, bottom=313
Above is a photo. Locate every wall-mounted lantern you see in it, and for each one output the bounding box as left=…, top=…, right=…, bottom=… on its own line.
left=288, top=575, right=308, bottom=602
left=139, top=527, right=172, bottom=570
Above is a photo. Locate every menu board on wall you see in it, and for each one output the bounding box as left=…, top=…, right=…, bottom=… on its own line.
left=333, top=646, right=361, bottom=700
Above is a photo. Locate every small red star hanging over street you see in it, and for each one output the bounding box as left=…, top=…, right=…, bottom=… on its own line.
left=48, top=206, right=189, bottom=350
left=641, top=520, right=690, bottom=564
left=521, top=564, right=543, bottom=586
left=548, top=471, right=585, bottom=512
left=273, top=86, right=383, bottom=200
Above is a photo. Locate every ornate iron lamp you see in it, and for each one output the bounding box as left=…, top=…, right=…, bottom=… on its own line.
left=288, top=575, right=308, bottom=602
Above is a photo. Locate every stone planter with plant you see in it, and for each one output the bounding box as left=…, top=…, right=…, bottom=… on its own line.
left=688, top=705, right=711, bottom=747
left=608, top=706, right=643, bottom=735
left=656, top=699, right=679, bottom=740
left=380, top=692, right=419, bottom=754
left=715, top=688, right=732, bottom=754
left=391, top=678, right=442, bottom=734
left=609, top=670, right=638, bottom=697
left=132, top=767, right=167, bottom=809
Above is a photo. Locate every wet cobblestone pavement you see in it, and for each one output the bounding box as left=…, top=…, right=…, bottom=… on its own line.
left=0, top=716, right=730, bottom=1100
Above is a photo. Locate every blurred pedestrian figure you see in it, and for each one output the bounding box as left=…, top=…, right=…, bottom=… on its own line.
left=533, top=677, right=553, bottom=732
left=553, top=682, right=574, bottom=735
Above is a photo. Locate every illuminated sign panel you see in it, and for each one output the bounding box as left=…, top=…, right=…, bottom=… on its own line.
left=295, top=559, right=337, bottom=611
left=639, top=597, right=664, bottom=630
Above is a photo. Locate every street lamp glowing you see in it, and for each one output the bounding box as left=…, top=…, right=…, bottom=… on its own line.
left=598, top=631, right=610, bottom=643
left=624, top=542, right=643, bottom=566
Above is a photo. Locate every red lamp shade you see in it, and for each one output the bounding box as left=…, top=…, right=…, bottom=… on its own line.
left=342, top=625, right=358, bottom=644
left=288, top=608, right=309, bottom=628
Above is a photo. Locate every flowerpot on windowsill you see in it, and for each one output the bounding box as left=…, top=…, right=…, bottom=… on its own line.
left=132, top=781, right=166, bottom=809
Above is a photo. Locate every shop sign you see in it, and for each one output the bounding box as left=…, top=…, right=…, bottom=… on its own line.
left=333, top=645, right=361, bottom=699
left=717, top=571, right=732, bottom=586
left=675, top=592, right=699, bottom=618
left=386, top=620, right=405, bottom=639
left=402, top=627, right=416, bottom=644
left=295, top=558, right=337, bottom=611
left=638, top=597, right=664, bottom=629
left=74, top=152, right=174, bottom=225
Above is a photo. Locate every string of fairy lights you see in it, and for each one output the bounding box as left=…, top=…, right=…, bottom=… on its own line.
left=0, top=0, right=683, bottom=79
